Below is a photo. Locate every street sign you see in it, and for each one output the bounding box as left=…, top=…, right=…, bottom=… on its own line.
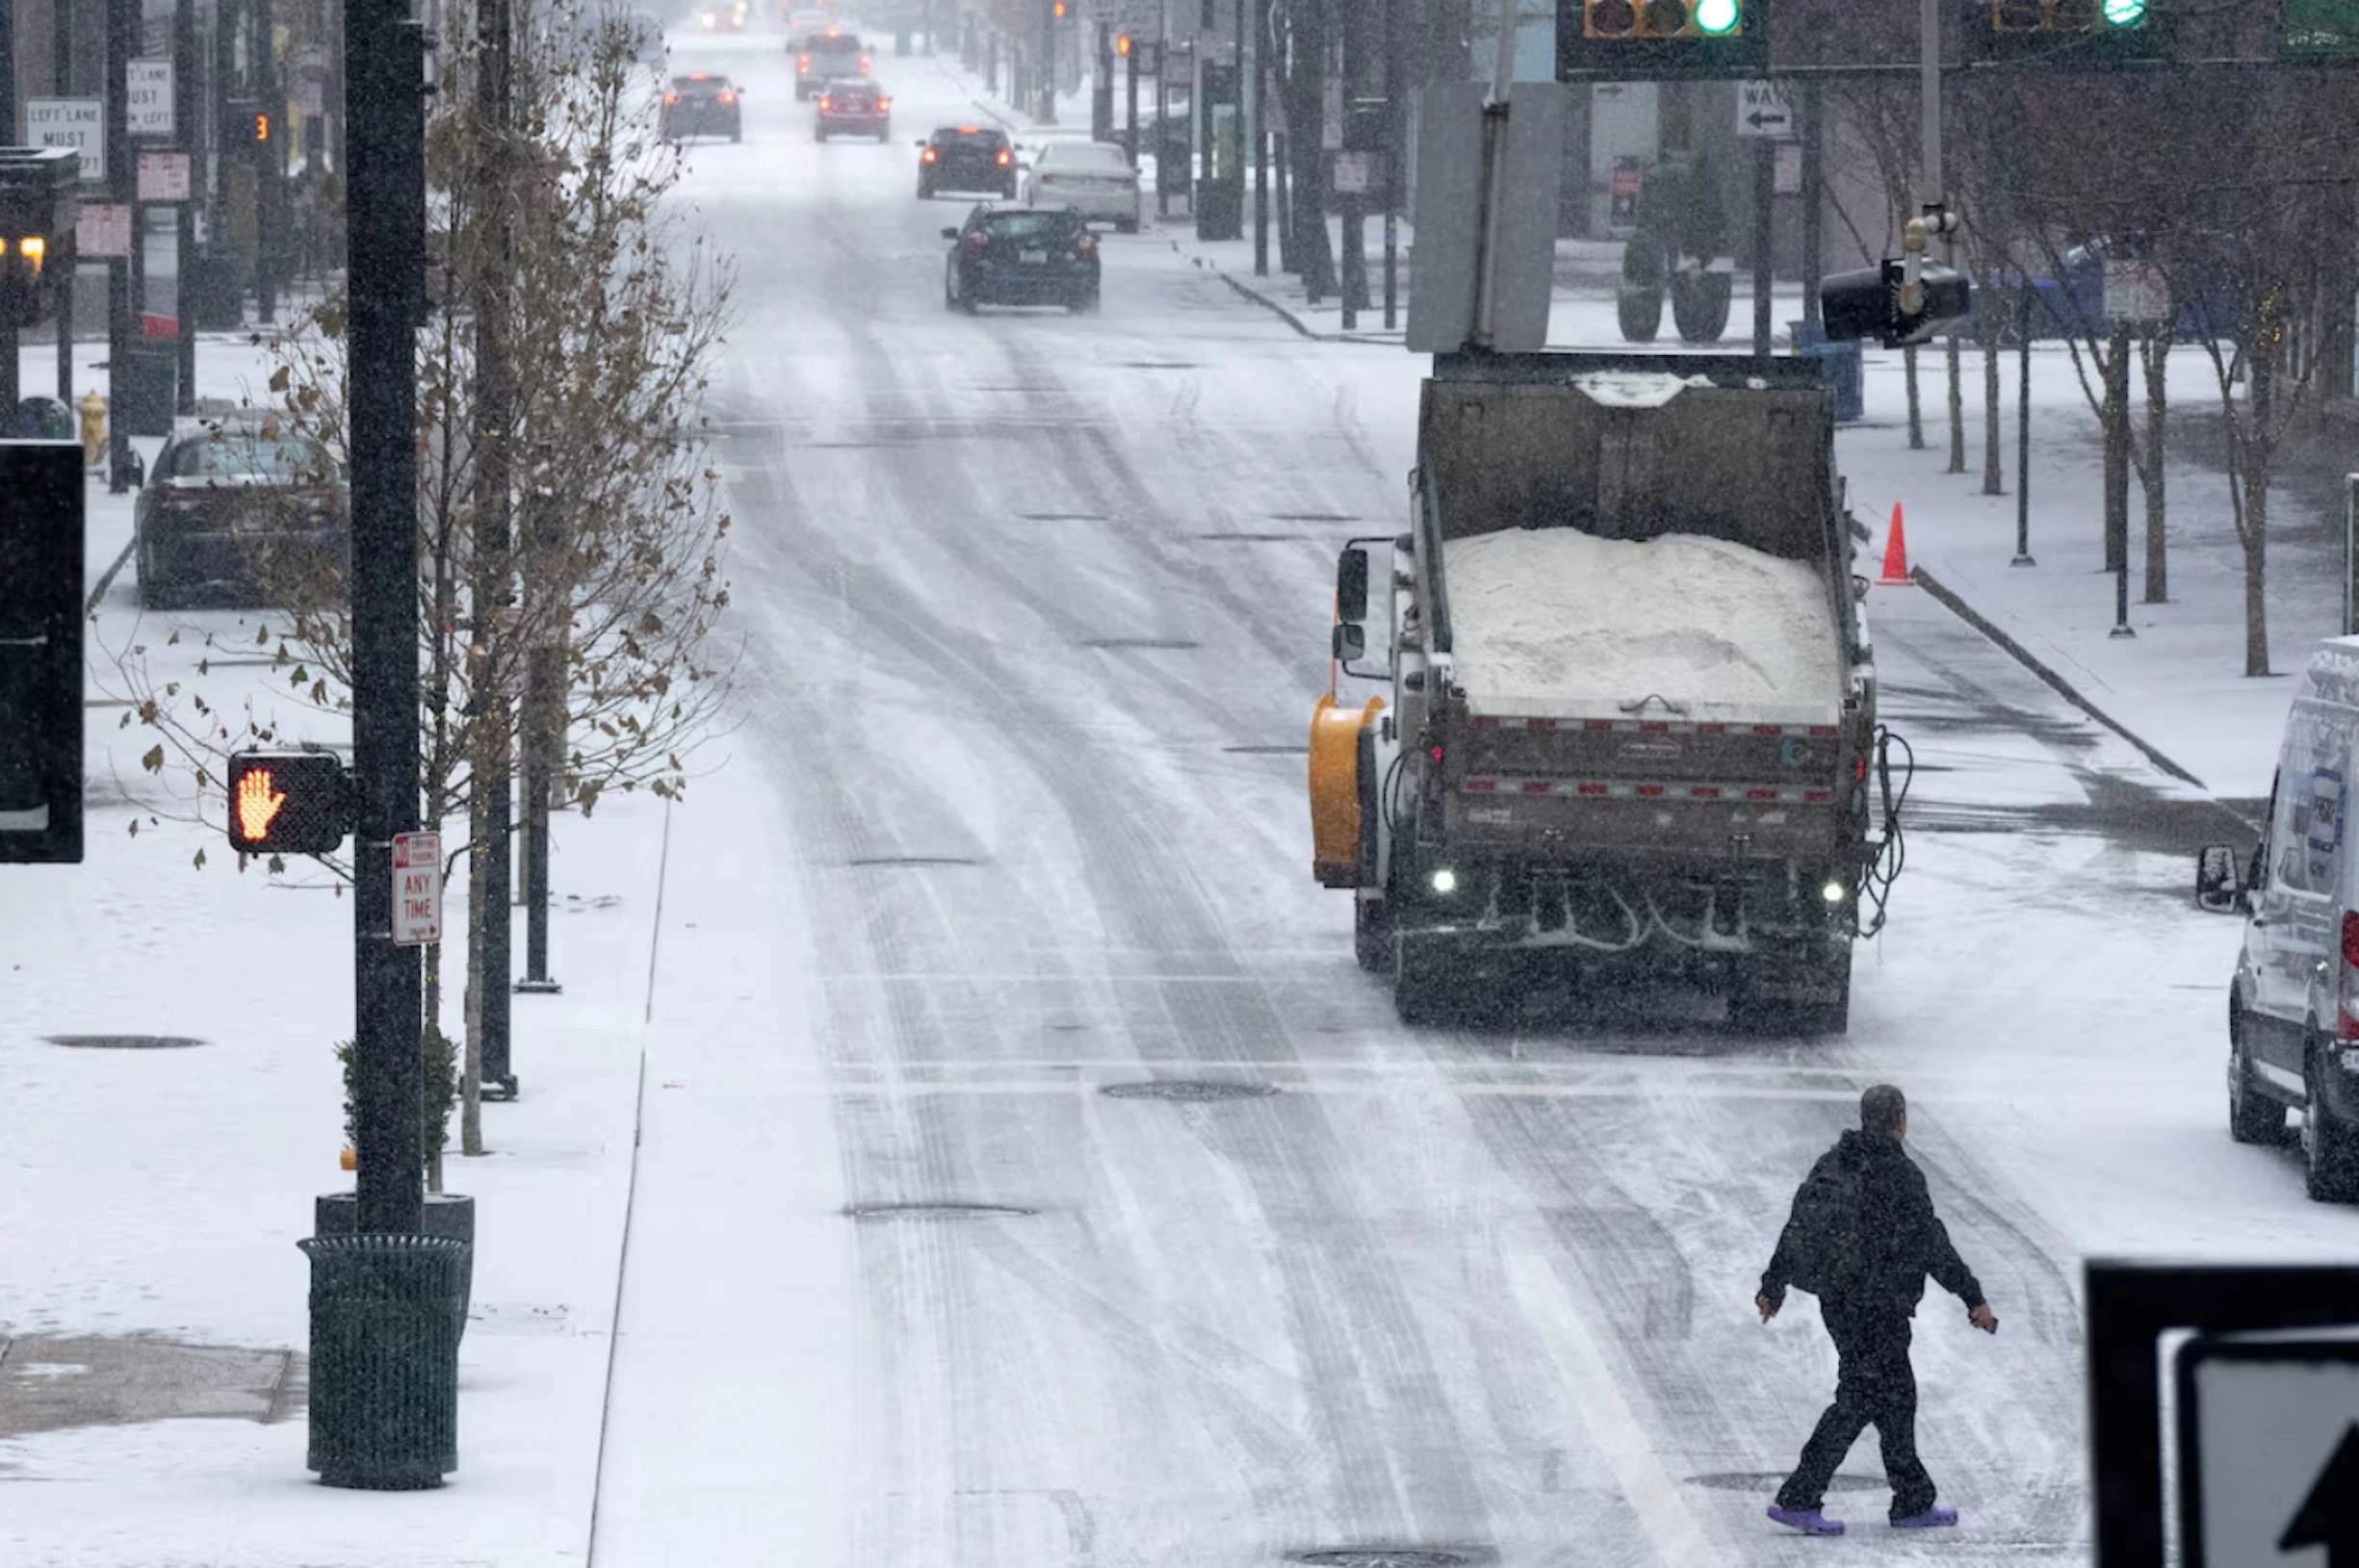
left=26, top=99, right=105, bottom=176
left=1736, top=79, right=1793, bottom=138
left=392, top=831, right=444, bottom=946
left=136, top=150, right=190, bottom=203
left=2178, top=1337, right=2359, bottom=1566
left=127, top=60, right=173, bottom=138
left=1333, top=150, right=1382, bottom=195
left=1322, top=78, right=1343, bottom=151
left=74, top=203, right=131, bottom=258
left=2105, top=259, right=2168, bottom=322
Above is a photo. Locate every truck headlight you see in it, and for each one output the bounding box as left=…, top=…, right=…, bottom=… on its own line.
left=1822, top=881, right=1847, bottom=904
left=1431, top=867, right=1459, bottom=895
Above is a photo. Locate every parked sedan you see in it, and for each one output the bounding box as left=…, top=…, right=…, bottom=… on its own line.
left=918, top=124, right=1017, bottom=199
left=661, top=74, right=743, bottom=142
left=943, top=205, right=1100, bottom=314
left=1021, top=140, right=1142, bottom=233
left=136, top=420, right=348, bottom=610
left=815, top=79, right=890, bottom=141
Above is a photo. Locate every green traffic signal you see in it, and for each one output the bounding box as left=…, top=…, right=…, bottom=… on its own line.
left=2099, top=0, right=2146, bottom=22
left=1694, top=0, right=1741, bottom=34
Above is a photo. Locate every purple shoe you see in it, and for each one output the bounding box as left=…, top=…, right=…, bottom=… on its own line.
left=1891, top=1506, right=1959, bottom=1529
left=1768, top=1505, right=1845, bottom=1535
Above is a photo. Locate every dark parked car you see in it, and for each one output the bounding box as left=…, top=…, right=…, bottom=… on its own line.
left=918, top=124, right=1017, bottom=199
left=943, top=204, right=1099, bottom=315
left=661, top=74, right=743, bottom=142
left=793, top=30, right=868, bottom=98
left=136, top=419, right=348, bottom=609
left=815, top=79, right=890, bottom=141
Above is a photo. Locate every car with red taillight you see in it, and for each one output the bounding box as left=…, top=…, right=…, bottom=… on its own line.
left=815, top=79, right=890, bottom=141
left=661, top=73, right=742, bottom=143
left=135, top=418, right=349, bottom=611
left=793, top=29, right=868, bottom=99
left=942, top=204, right=1099, bottom=315
left=2203, top=639, right=2359, bottom=1201
left=918, top=124, right=1017, bottom=200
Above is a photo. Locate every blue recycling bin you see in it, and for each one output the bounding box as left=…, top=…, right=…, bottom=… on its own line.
left=1790, top=320, right=1864, bottom=424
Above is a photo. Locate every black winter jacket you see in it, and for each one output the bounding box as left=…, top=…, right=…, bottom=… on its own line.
left=1760, top=1129, right=1985, bottom=1318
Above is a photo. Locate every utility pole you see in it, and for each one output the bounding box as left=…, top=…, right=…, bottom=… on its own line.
left=471, top=0, right=518, bottom=1104
left=1382, top=0, right=1403, bottom=327
left=254, top=0, right=281, bottom=325
left=516, top=485, right=561, bottom=999
left=54, top=0, right=72, bottom=404
left=174, top=0, right=196, bottom=413
left=1252, top=0, right=1268, bottom=276
left=1338, top=0, right=1366, bottom=325
left=1799, top=80, right=1821, bottom=330
left=107, top=0, right=135, bottom=489
left=345, top=0, right=428, bottom=1239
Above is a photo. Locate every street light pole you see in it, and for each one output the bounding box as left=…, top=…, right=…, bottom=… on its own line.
left=2013, top=287, right=2035, bottom=567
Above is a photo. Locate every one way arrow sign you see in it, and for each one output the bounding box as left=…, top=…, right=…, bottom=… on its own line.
left=2282, top=1424, right=2359, bottom=1563
left=2180, top=1336, right=2359, bottom=1567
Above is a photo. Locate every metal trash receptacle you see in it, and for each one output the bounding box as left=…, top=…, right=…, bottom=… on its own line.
left=298, top=1233, right=469, bottom=1489
left=1790, top=320, right=1865, bottom=424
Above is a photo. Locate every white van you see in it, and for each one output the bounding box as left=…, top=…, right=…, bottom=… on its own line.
left=2200, top=635, right=2359, bottom=1201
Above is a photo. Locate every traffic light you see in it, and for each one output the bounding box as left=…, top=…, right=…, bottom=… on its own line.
left=1051, top=0, right=1067, bottom=16
left=224, top=751, right=350, bottom=856
left=2285, top=0, right=2359, bottom=58
left=1970, top=0, right=2159, bottom=62
left=0, top=444, right=85, bottom=865
left=1558, top=0, right=1765, bottom=77
left=1820, top=261, right=1974, bottom=348
left=224, top=98, right=272, bottom=150
left=0, top=148, right=75, bottom=329
left=1116, top=33, right=1130, bottom=54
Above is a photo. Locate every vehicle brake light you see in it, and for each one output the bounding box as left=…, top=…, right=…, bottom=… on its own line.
left=663, top=92, right=679, bottom=103
left=718, top=90, right=737, bottom=103
left=877, top=97, right=891, bottom=110
left=860, top=57, right=871, bottom=72
left=1076, top=233, right=1098, bottom=254
left=996, top=149, right=1011, bottom=166
left=798, top=53, right=811, bottom=67
left=963, top=231, right=989, bottom=250
left=1429, top=744, right=1445, bottom=765
left=818, top=97, right=832, bottom=109
left=921, top=146, right=937, bottom=162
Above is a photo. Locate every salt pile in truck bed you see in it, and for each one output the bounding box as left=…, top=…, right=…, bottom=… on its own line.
left=1443, top=527, right=1843, bottom=724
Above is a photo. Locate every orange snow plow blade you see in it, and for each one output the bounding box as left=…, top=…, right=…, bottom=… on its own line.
left=1309, top=693, right=1384, bottom=888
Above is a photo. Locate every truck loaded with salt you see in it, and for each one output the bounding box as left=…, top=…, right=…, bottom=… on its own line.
left=1308, top=351, right=1907, bottom=1029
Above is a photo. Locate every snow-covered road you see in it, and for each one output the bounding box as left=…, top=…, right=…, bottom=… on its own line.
left=579, top=37, right=2359, bottom=1568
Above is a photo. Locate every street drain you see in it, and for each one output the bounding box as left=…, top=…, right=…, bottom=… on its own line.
left=844, top=1202, right=1038, bottom=1221
left=1293, top=1552, right=1470, bottom=1568
left=1101, top=1079, right=1277, bottom=1102
left=1081, top=638, right=1200, bottom=651
left=43, top=1035, right=206, bottom=1050
left=1686, top=1471, right=1884, bottom=1493
left=847, top=856, right=979, bottom=868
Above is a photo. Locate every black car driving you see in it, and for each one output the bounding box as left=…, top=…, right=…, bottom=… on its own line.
left=661, top=74, right=742, bottom=142
left=917, top=124, right=1017, bottom=200
left=943, top=205, right=1099, bottom=315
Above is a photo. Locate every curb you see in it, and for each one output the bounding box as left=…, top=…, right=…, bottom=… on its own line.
left=87, top=535, right=135, bottom=614
left=1907, top=562, right=2209, bottom=791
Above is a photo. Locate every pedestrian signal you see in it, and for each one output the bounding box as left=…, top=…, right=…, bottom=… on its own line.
left=225, top=751, right=350, bottom=855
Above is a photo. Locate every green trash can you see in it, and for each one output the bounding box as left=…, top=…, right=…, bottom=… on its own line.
left=298, top=1233, right=469, bottom=1489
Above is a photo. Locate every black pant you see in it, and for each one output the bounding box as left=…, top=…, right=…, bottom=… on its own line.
left=1776, top=1299, right=1936, bottom=1518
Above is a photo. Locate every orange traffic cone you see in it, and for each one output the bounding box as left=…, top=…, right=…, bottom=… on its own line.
left=1879, top=502, right=1914, bottom=585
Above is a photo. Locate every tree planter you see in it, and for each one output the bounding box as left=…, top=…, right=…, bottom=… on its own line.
left=314, top=1192, right=476, bottom=1333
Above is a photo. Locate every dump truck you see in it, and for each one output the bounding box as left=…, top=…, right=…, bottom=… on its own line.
left=1308, top=350, right=1907, bottom=1031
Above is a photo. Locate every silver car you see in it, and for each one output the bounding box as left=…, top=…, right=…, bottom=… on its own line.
left=1020, top=141, right=1142, bottom=234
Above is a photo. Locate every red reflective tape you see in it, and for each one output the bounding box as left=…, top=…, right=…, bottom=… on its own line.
left=1528, top=718, right=1557, bottom=732
left=1576, top=783, right=1608, bottom=796
left=1641, top=722, right=1670, bottom=733
left=1697, top=723, right=1726, bottom=735
left=1465, top=779, right=1498, bottom=792
left=1803, top=789, right=1833, bottom=803
left=1746, top=787, right=1778, bottom=801
left=1636, top=784, right=1665, bottom=797
left=1809, top=726, right=1839, bottom=738
left=1690, top=785, right=1722, bottom=799
left=1521, top=780, right=1552, bottom=794
left=1586, top=718, right=1616, bottom=732
left=1471, top=715, right=1501, bottom=729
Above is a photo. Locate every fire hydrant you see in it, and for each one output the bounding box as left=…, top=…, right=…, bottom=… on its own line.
left=77, top=391, right=107, bottom=469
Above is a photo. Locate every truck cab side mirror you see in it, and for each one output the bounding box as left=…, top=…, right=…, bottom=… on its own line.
left=1335, top=545, right=1370, bottom=625
left=1332, top=623, right=1366, bottom=662
left=2195, top=843, right=2247, bottom=914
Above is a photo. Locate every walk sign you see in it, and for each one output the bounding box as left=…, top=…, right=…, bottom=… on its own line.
left=1735, top=79, right=1793, bottom=139
left=2179, top=1337, right=2359, bottom=1567
left=391, top=831, right=443, bottom=946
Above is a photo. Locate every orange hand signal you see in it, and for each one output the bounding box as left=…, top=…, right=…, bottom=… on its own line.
left=236, top=768, right=286, bottom=842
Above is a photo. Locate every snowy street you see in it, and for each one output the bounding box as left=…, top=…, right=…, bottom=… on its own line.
left=7, top=21, right=2359, bottom=1568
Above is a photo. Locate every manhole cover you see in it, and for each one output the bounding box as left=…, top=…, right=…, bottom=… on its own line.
left=846, top=856, right=979, bottom=868
left=1685, top=1472, right=1885, bottom=1493
left=1080, top=638, right=1200, bottom=651
left=1101, top=1080, right=1277, bottom=1103
left=1294, top=1552, right=1469, bottom=1568
left=845, top=1202, right=1038, bottom=1221
left=43, top=1035, right=206, bottom=1050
